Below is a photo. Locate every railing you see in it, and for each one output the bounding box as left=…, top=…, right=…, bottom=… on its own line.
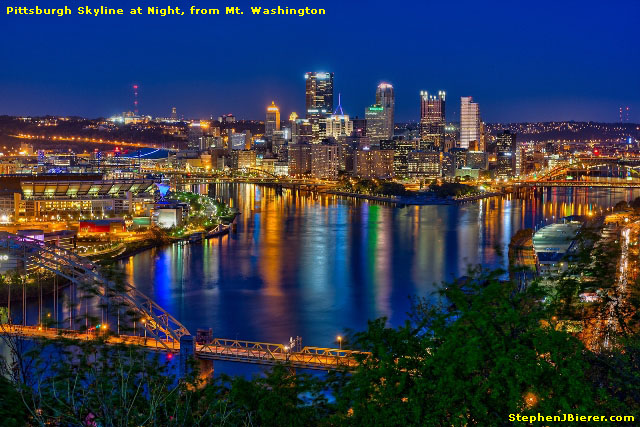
left=196, top=338, right=365, bottom=370
left=0, top=232, right=191, bottom=350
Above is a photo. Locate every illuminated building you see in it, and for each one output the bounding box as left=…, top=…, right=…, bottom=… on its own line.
left=290, top=112, right=313, bottom=145
left=392, top=139, right=415, bottom=177
left=407, top=151, right=442, bottom=177
left=265, top=101, right=281, bottom=138
left=271, top=130, right=286, bottom=155
left=533, top=221, right=581, bottom=276
left=496, top=131, right=517, bottom=178
left=305, top=72, right=334, bottom=118
left=466, top=151, right=488, bottom=170
left=7, top=176, right=156, bottom=219
left=230, top=150, right=257, bottom=170
left=325, top=94, right=353, bottom=140
left=311, top=144, right=339, bottom=179
left=460, top=97, right=480, bottom=149
left=288, top=144, right=312, bottom=176
left=420, top=90, right=446, bottom=150
left=305, top=72, right=334, bottom=142
left=217, top=114, right=236, bottom=123
left=326, top=115, right=353, bottom=140
left=365, top=104, right=386, bottom=144
left=230, top=131, right=252, bottom=150
left=354, top=148, right=394, bottom=179
left=188, top=122, right=204, bottom=150
left=79, top=219, right=126, bottom=233
left=375, top=83, right=394, bottom=141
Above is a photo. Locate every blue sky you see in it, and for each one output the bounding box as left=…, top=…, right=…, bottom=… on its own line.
left=1, top=0, right=638, bottom=122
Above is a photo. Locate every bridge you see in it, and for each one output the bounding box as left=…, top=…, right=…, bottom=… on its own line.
left=0, top=232, right=363, bottom=372
left=516, top=156, right=640, bottom=186
left=168, top=174, right=333, bottom=193
left=515, top=179, right=640, bottom=188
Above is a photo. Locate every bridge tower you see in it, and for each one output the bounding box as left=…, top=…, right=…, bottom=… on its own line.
left=179, top=335, right=213, bottom=381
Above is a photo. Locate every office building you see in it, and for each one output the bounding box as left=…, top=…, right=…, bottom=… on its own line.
left=365, top=104, right=386, bottom=144
left=326, top=114, right=353, bottom=140
left=305, top=72, right=334, bottom=142
left=265, top=101, right=281, bottom=138
left=230, top=150, right=257, bottom=170
left=375, top=83, right=395, bottom=141
left=407, top=151, right=442, bottom=178
left=466, top=151, right=488, bottom=170
left=391, top=138, right=415, bottom=177
left=311, top=144, right=339, bottom=180
left=187, top=122, right=204, bottom=150
left=288, top=144, right=312, bottom=176
left=420, top=91, right=446, bottom=150
left=305, top=72, right=334, bottom=118
left=353, top=148, right=394, bottom=179
left=496, top=130, right=517, bottom=178
left=460, top=97, right=480, bottom=149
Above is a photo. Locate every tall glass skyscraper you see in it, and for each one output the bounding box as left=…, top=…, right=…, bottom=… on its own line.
left=375, top=83, right=394, bottom=141
left=305, top=72, right=334, bottom=119
left=460, top=96, right=480, bottom=150
left=420, top=90, right=446, bottom=150
left=305, top=72, right=334, bottom=142
left=265, top=101, right=281, bottom=138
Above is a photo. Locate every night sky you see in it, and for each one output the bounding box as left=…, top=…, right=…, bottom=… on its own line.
left=1, top=0, right=638, bottom=122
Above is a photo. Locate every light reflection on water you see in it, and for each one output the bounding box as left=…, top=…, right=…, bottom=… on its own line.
left=120, top=184, right=640, bottom=348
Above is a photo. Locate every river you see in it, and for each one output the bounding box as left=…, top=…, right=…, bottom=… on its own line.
left=119, top=184, right=639, bottom=350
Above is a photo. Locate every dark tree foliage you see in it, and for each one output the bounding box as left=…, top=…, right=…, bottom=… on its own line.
left=3, top=255, right=640, bottom=425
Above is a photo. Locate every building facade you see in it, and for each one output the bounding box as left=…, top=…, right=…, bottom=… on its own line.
left=420, top=91, right=446, bottom=150
left=353, top=148, right=394, bottom=179
left=460, top=97, right=480, bottom=150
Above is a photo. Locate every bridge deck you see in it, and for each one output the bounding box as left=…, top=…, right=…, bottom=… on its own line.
left=0, top=325, right=363, bottom=371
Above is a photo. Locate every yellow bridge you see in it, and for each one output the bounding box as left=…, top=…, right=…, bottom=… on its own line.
left=0, top=232, right=364, bottom=373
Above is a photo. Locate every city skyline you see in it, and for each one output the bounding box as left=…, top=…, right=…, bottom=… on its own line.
left=1, top=0, right=638, bottom=122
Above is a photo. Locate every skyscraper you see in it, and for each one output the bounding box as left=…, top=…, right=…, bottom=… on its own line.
left=304, top=72, right=334, bottom=141
left=305, top=72, right=334, bottom=118
left=265, top=101, right=281, bottom=138
left=496, top=130, right=517, bottom=178
left=365, top=104, right=386, bottom=144
left=460, top=96, right=480, bottom=150
left=326, top=94, right=353, bottom=139
left=375, top=83, right=394, bottom=141
left=420, top=90, right=446, bottom=150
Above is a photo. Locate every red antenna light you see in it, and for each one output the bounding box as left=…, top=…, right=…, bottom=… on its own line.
left=133, top=84, right=139, bottom=115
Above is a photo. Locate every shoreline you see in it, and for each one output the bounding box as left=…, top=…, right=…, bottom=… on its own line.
left=96, top=217, right=237, bottom=263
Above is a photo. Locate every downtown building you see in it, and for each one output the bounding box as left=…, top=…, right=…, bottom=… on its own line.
left=288, top=143, right=312, bottom=176
left=460, top=97, right=480, bottom=150
left=311, top=143, right=339, bottom=180
left=420, top=91, right=446, bottom=150
left=496, top=130, right=517, bottom=178
left=365, top=83, right=395, bottom=145
left=305, top=72, right=334, bottom=142
left=265, top=101, right=281, bottom=138
left=407, top=151, right=442, bottom=178
left=353, top=148, right=395, bottom=179
left=326, top=95, right=354, bottom=140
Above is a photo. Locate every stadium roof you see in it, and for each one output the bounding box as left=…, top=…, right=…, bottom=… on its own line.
left=21, top=179, right=156, bottom=198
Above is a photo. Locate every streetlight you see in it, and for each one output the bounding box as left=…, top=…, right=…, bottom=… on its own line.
left=337, top=335, right=342, bottom=350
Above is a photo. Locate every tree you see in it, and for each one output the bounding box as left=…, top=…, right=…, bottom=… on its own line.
left=333, top=268, right=606, bottom=425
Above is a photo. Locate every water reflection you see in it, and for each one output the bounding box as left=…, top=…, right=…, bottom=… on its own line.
left=120, top=184, right=640, bottom=347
